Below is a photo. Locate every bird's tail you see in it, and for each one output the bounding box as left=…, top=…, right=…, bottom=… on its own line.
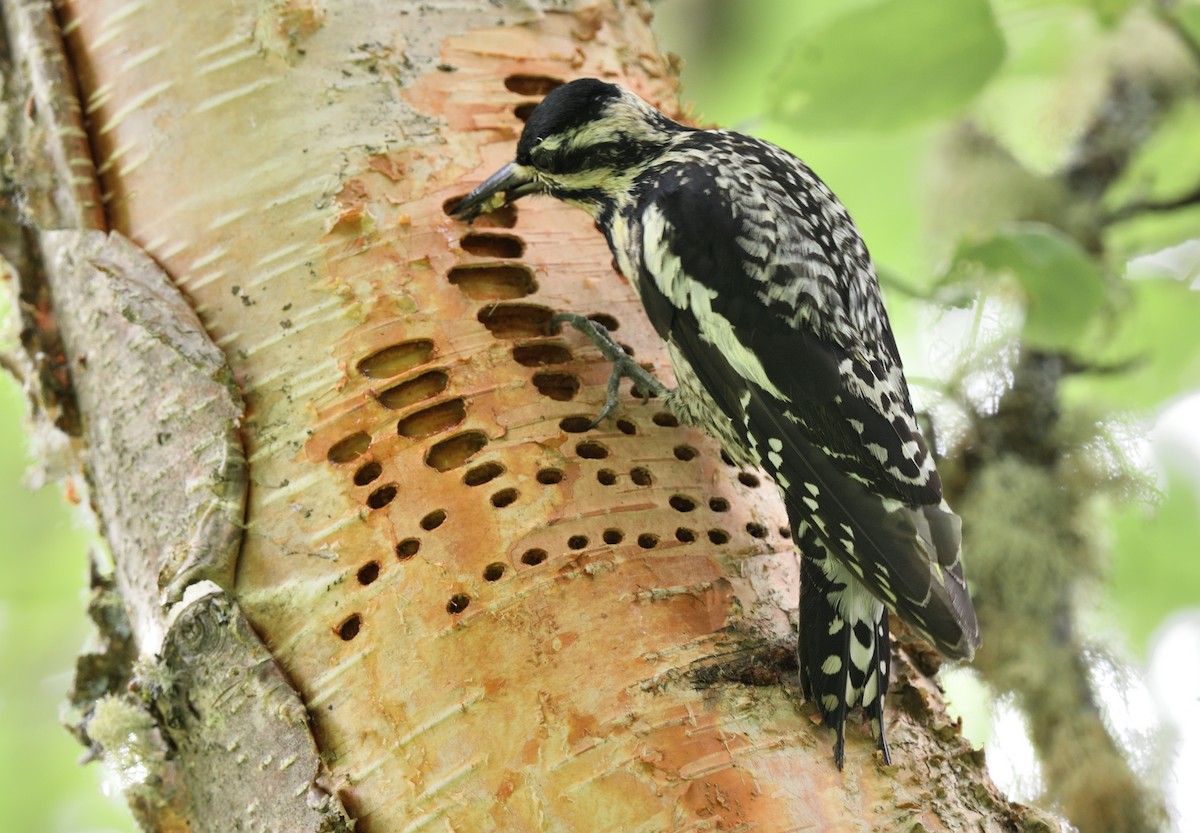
left=796, top=519, right=891, bottom=769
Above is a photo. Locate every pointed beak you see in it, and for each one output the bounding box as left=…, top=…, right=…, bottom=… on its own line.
left=451, top=162, right=540, bottom=221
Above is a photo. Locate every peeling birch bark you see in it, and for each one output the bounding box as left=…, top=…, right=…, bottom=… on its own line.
left=0, top=0, right=1059, bottom=829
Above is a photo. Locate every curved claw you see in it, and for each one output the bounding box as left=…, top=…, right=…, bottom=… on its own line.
left=552, top=311, right=670, bottom=427
left=584, top=370, right=625, bottom=430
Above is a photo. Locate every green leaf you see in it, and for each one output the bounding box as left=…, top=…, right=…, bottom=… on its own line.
left=1104, top=100, right=1200, bottom=213
left=943, top=224, right=1110, bottom=352
left=1173, top=5, right=1200, bottom=52
left=1066, top=273, right=1200, bottom=409
left=768, top=0, right=1005, bottom=131
left=1109, top=475, right=1200, bottom=653
left=1085, top=0, right=1137, bottom=27
left=1105, top=204, right=1200, bottom=266
left=970, top=4, right=1109, bottom=175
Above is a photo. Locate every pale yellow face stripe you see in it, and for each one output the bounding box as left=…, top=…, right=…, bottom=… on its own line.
left=531, top=92, right=675, bottom=209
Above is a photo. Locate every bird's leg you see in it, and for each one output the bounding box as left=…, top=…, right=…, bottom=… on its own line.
left=551, top=312, right=670, bottom=428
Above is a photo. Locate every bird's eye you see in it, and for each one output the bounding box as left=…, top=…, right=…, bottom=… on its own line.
left=529, top=142, right=553, bottom=169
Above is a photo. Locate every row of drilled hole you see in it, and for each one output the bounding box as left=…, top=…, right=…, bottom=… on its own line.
left=338, top=448, right=790, bottom=641
left=338, top=315, right=643, bottom=472
left=330, top=74, right=570, bottom=472
left=327, top=337, right=490, bottom=473
left=333, top=74, right=558, bottom=641
left=336, top=78, right=573, bottom=639
left=335, top=71, right=796, bottom=640
left=335, top=133, right=542, bottom=636
left=345, top=511, right=781, bottom=635
left=335, top=507, right=449, bottom=639
left=336, top=394, right=775, bottom=633
left=448, top=208, right=637, bottom=405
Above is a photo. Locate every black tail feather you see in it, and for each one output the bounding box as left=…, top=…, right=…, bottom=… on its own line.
left=797, top=523, right=891, bottom=769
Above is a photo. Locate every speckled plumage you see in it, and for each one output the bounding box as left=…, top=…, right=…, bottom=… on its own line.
left=454, top=78, right=980, bottom=768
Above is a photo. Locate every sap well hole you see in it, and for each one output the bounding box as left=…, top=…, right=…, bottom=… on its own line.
left=597, top=469, right=617, bottom=486
left=483, top=562, right=507, bottom=581
left=675, top=528, right=696, bottom=543
left=708, top=529, right=730, bottom=545
left=460, top=232, right=525, bottom=258
left=746, top=522, right=769, bottom=539
left=337, top=614, right=362, bottom=641
left=425, top=431, right=488, bottom=472
left=353, top=460, right=382, bottom=485
left=738, top=471, right=762, bottom=488
left=357, top=561, right=381, bottom=585
left=514, top=101, right=537, bottom=122
left=521, top=548, right=548, bottom=566
left=378, top=370, right=449, bottom=410
left=567, top=535, right=588, bottom=550
left=328, top=431, right=370, bottom=463
left=513, top=342, right=572, bottom=367
left=673, top=445, right=698, bottom=461
left=709, top=497, right=730, bottom=512
left=367, top=484, right=398, bottom=509
left=444, top=195, right=518, bottom=227
left=396, top=539, right=420, bottom=560
left=448, top=264, right=536, bottom=300
left=576, top=441, right=609, bottom=459
left=630, top=467, right=653, bottom=486
left=559, top=416, right=593, bottom=433
left=587, top=312, right=619, bottom=331
left=669, top=495, right=696, bottom=512
left=652, top=412, right=679, bottom=428
left=602, top=529, right=624, bottom=545
left=536, top=468, right=563, bottom=485
left=637, top=533, right=658, bottom=549
left=397, top=399, right=466, bottom=438
left=491, top=488, right=519, bottom=508
left=463, top=461, right=504, bottom=487
left=446, top=594, right=470, bottom=614
left=477, top=303, right=553, bottom=339
left=504, top=74, right=563, bottom=95
left=421, top=509, right=447, bottom=530
left=533, top=371, right=580, bottom=401
left=358, top=339, right=434, bottom=379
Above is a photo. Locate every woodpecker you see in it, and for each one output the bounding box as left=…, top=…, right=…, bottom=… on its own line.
left=453, top=78, right=979, bottom=768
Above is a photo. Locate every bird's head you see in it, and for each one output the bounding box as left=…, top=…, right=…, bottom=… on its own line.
left=452, top=78, right=685, bottom=220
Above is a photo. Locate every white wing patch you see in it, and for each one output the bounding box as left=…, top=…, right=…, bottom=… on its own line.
left=642, top=203, right=787, bottom=401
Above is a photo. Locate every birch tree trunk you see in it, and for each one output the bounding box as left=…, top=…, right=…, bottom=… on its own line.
left=0, top=0, right=1056, bottom=830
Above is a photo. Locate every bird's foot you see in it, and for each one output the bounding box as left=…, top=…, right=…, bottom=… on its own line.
left=551, top=312, right=669, bottom=428
left=828, top=707, right=891, bottom=769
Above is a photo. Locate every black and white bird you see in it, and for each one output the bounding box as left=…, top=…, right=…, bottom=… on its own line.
left=453, top=78, right=979, bottom=768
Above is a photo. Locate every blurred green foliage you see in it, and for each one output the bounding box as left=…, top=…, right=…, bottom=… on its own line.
left=1110, top=474, right=1200, bottom=649
left=942, top=224, right=1109, bottom=353
left=1105, top=99, right=1200, bottom=211
left=0, top=299, right=134, bottom=832
left=769, top=0, right=1005, bottom=131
